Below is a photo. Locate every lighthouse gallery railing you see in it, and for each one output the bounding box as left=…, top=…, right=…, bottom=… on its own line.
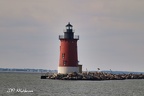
left=59, top=35, right=79, bottom=40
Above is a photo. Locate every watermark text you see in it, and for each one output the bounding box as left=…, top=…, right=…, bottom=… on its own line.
left=7, top=88, right=33, bottom=93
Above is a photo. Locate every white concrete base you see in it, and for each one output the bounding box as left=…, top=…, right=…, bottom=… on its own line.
left=58, top=66, right=79, bottom=74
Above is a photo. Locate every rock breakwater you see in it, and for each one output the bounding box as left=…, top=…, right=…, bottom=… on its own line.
left=41, top=72, right=144, bottom=80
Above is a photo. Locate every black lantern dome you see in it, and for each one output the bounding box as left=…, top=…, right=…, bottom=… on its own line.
left=59, top=22, right=79, bottom=40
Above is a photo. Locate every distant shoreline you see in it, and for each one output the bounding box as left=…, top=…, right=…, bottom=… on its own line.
left=0, top=68, right=144, bottom=74
left=0, top=68, right=57, bottom=73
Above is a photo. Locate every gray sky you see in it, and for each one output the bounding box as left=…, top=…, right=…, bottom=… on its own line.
left=0, top=0, right=144, bottom=72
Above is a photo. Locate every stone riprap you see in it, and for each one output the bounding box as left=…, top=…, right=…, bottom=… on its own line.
left=41, top=72, right=144, bottom=80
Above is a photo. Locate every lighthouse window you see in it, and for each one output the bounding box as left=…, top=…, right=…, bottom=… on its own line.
left=63, top=61, right=66, bottom=65
left=62, top=53, right=65, bottom=58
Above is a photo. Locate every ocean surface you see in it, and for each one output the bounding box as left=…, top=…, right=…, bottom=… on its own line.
left=0, top=72, right=144, bottom=96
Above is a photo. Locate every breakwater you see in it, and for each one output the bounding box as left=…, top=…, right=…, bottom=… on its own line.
left=41, top=72, right=144, bottom=80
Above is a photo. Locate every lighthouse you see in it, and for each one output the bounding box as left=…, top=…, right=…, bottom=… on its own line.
left=58, top=23, right=80, bottom=74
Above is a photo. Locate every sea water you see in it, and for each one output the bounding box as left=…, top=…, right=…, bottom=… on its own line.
left=0, top=72, right=144, bottom=96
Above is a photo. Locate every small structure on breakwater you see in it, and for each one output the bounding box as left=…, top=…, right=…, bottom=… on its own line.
left=41, top=72, right=144, bottom=80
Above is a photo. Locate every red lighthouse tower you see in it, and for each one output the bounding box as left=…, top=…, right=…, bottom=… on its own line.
left=58, top=23, right=79, bottom=73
